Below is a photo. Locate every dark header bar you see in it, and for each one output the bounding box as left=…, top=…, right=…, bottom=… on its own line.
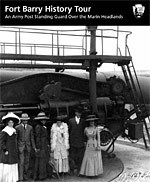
left=0, top=1, right=149, bottom=25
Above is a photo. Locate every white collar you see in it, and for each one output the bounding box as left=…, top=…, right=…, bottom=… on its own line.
left=22, top=123, right=27, bottom=127
left=2, top=126, right=16, bottom=136
left=75, top=116, right=80, bottom=124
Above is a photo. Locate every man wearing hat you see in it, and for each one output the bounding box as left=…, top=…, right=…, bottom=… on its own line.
left=68, top=107, right=86, bottom=174
left=15, top=113, right=36, bottom=181
left=33, top=112, right=50, bottom=180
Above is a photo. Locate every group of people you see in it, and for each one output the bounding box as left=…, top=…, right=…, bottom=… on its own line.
left=0, top=107, right=103, bottom=182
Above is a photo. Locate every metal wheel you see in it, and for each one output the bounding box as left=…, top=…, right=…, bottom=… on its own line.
left=100, top=128, right=114, bottom=146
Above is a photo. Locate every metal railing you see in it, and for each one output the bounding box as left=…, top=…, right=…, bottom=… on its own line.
left=0, top=26, right=132, bottom=64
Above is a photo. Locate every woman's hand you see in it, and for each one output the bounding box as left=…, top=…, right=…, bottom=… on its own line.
left=96, top=146, right=101, bottom=151
left=5, top=151, right=8, bottom=155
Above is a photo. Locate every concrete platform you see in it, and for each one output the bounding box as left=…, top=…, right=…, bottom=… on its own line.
left=30, top=151, right=124, bottom=182
left=112, top=143, right=150, bottom=182
left=27, top=139, right=150, bottom=182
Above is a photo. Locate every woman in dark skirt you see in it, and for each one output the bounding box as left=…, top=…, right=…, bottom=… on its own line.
left=33, top=112, right=50, bottom=180
left=0, top=112, right=20, bottom=182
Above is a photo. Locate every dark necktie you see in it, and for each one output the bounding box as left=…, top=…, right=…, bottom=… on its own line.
left=24, top=124, right=26, bottom=130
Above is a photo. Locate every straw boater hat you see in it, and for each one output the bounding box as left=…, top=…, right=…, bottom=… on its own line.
left=20, top=113, right=30, bottom=121
left=34, top=112, right=49, bottom=120
left=2, top=112, right=20, bottom=124
left=86, top=115, right=99, bottom=122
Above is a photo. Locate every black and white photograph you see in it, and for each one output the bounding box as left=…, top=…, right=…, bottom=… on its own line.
left=0, top=1, right=150, bottom=182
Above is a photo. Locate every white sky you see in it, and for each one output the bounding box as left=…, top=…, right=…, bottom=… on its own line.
left=116, top=26, right=150, bottom=71
left=0, top=26, right=150, bottom=72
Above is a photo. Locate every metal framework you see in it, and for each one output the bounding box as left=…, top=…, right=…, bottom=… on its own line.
left=0, top=26, right=150, bottom=149
left=0, top=26, right=131, bottom=64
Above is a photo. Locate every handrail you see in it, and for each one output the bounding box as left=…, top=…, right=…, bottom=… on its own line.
left=126, top=45, right=150, bottom=123
left=0, top=26, right=132, bottom=64
left=0, top=26, right=131, bottom=38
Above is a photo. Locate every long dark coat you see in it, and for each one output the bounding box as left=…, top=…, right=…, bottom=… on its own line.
left=35, top=123, right=49, bottom=158
left=0, top=131, right=18, bottom=164
left=34, top=123, right=49, bottom=180
left=68, top=117, right=86, bottom=148
left=68, top=117, right=86, bottom=171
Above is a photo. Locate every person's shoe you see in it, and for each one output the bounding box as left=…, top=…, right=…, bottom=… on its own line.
left=51, top=174, right=57, bottom=179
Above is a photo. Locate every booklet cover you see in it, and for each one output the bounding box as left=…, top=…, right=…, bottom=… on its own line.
left=0, top=1, right=150, bottom=182
left=0, top=0, right=149, bottom=25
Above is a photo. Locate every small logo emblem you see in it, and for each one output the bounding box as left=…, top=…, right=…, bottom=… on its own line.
left=133, top=4, right=145, bottom=19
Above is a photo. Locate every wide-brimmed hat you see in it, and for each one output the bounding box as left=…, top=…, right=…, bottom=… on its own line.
left=2, top=112, right=20, bottom=124
left=20, top=113, right=30, bottom=121
left=86, top=115, right=99, bottom=122
left=34, top=112, right=49, bottom=120
left=86, top=115, right=96, bottom=119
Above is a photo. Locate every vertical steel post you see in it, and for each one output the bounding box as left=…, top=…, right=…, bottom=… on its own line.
left=15, top=31, right=17, bottom=54
left=88, top=26, right=98, bottom=114
left=117, top=26, right=119, bottom=56
left=34, top=44, right=36, bottom=64
left=3, top=43, right=5, bottom=64
left=57, top=31, right=59, bottom=56
left=52, top=33, right=54, bottom=56
left=101, top=29, right=103, bottom=55
left=18, top=28, right=21, bottom=54
left=85, top=29, right=87, bottom=55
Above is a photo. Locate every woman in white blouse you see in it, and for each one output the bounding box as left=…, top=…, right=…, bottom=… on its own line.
left=0, top=112, right=20, bottom=182
left=51, top=116, right=69, bottom=174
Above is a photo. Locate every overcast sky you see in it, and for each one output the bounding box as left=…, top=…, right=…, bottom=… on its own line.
left=97, top=26, right=150, bottom=72
left=115, top=26, right=150, bottom=71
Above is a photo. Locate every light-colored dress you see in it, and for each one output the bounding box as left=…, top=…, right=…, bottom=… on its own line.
left=51, top=122, right=69, bottom=173
left=80, top=126, right=103, bottom=176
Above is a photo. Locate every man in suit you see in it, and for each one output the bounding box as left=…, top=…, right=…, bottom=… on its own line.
left=68, top=107, right=86, bottom=174
left=15, top=113, right=36, bottom=181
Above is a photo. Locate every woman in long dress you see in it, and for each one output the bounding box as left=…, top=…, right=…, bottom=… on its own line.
left=51, top=116, right=69, bottom=174
left=0, top=112, right=20, bottom=182
left=33, top=112, right=50, bottom=180
left=80, top=116, right=103, bottom=177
